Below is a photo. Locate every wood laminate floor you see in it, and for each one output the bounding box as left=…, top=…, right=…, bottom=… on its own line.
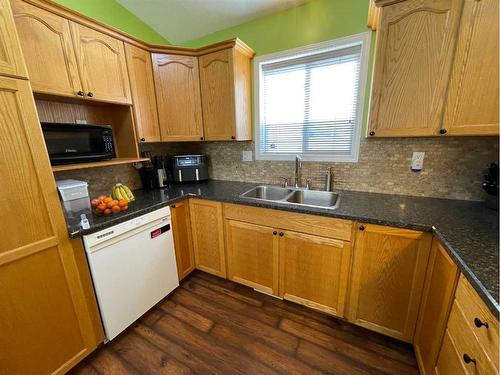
left=70, top=270, right=419, bottom=375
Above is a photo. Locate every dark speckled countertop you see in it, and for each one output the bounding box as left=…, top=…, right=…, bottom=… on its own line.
left=65, top=180, right=499, bottom=316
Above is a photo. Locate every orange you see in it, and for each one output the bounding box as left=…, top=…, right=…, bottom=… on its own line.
left=107, top=200, right=118, bottom=208
left=120, top=205, right=128, bottom=211
left=111, top=205, right=121, bottom=214
left=103, top=208, right=112, bottom=215
left=97, top=203, right=107, bottom=211
left=103, top=197, right=113, bottom=203
left=118, top=200, right=128, bottom=207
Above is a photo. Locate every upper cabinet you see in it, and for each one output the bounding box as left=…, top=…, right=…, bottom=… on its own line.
left=125, top=44, right=161, bottom=142
left=70, top=24, right=131, bottom=104
left=0, top=0, right=27, bottom=78
left=199, top=44, right=253, bottom=141
left=152, top=53, right=204, bottom=141
left=12, top=0, right=81, bottom=96
left=442, top=0, right=499, bottom=136
left=368, top=0, right=463, bottom=137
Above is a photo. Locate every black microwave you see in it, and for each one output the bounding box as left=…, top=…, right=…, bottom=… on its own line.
left=41, top=122, right=116, bottom=165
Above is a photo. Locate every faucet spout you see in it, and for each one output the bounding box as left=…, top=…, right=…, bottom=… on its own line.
left=294, top=155, right=303, bottom=188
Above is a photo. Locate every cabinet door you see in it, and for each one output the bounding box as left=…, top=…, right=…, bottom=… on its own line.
left=347, top=223, right=432, bottom=342
left=0, top=0, right=27, bottom=78
left=279, top=230, right=352, bottom=317
left=368, top=0, right=462, bottom=137
left=152, top=53, right=204, bottom=141
left=189, top=199, right=226, bottom=277
left=225, top=219, right=279, bottom=295
left=11, top=0, right=82, bottom=97
left=125, top=44, right=161, bottom=142
left=414, top=241, right=459, bottom=375
left=70, top=23, right=131, bottom=104
left=443, top=0, right=499, bottom=136
left=199, top=48, right=236, bottom=141
left=0, top=77, right=99, bottom=374
left=171, top=200, right=195, bottom=281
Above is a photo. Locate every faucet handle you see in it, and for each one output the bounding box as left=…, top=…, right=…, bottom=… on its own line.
left=305, top=179, right=311, bottom=190
left=279, top=176, right=289, bottom=188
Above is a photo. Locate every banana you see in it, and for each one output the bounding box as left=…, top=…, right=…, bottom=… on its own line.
left=113, top=185, right=124, bottom=201
left=121, top=184, right=135, bottom=201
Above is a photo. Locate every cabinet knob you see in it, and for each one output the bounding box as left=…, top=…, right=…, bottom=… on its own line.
left=369, top=131, right=375, bottom=136
left=359, top=225, right=365, bottom=231
left=140, top=138, right=146, bottom=142
left=474, top=318, right=489, bottom=329
left=279, top=232, right=284, bottom=237
left=87, top=91, right=94, bottom=97
left=231, top=136, right=236, bottom=140
left=439, top=128, right=447, bottom=135
left=171, top=204, right=176, bottom=209
left=463, top=354, right=476, bottom=365
left=200, top=137, right=204, bottom=140
left=77, top=90, right=85, bottom=97
left=273, top=231, right=277, bottom=235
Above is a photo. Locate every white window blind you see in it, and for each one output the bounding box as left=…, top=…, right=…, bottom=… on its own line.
left=255, top=34, right=369, bottom=162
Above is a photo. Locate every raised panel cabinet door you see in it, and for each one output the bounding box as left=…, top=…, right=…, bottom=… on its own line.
left=225, top=219, right=279, bottom=295
left=279, top=230, right=352, bottom=317
left=443, top=0, right=499, bottom=136
left=171, top=200, right=195, bottom=281
left=189, top=199, right=226, bottom=277
left=70, top=23, right=131, bottom=104
left=368, top=0, right=463, bottom=137
left=0, top=77, right=99, bottom=374
left=152, top=53, right=204, bottom=141
left=347, top=223, right=432, bottom=342
left=0, top=0, right=27, bottom=78
left=414, top=241, right=460, bottom=375
left=11, top=0, right=82, bottom=97
left=199, top=48, right=236, bottom=141
left=125, top=44, right=161, bottom=142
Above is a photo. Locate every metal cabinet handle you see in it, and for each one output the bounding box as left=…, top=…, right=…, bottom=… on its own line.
left=463, top=353, right=476, bottom=365
left=279, top=232, right=284, bottom=237
left=359, top=225, right=365, bottom=231
left=87, top=91, right=94, bottom=97
left=273, top=231, right=277, bottom=235
left=77, top=90, right=85, bottom=97
left=474, top=317, right=489, bottom=328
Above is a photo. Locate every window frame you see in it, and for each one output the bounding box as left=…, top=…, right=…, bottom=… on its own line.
left=253, top=32, right=371, bottom=162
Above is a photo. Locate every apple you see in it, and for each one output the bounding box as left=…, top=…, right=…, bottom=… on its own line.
left=91, top=198, right=101, bottom=208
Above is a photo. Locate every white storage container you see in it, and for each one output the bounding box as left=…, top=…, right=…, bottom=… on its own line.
left=56, top=179, right=89, bottom=201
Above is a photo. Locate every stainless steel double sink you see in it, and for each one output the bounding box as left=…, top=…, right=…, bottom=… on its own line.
left=240, top=185, right=340, bottom=210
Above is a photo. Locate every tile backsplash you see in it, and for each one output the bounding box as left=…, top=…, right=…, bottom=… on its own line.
left=55, top=136, right=499, bottom=201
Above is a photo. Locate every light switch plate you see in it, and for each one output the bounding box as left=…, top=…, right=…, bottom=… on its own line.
left=242, top=150, right=253, bottom=162
left=411, top=152, right=425, bottom=172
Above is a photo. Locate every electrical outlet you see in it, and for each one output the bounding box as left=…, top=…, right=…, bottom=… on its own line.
left=76, top=119, right=87, bottom=124
left=242, top=150, right=253, bottom=162
left=411, top=152, right=425, bottom=172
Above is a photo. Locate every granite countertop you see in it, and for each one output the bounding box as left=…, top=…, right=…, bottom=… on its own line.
left=65, top=180, right=499, bottom=316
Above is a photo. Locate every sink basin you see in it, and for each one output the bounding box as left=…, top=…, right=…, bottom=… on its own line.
left=285, top=189, right=340, bottom=209
left=240, top=185, right=294, bottom=201
left=240, top=185, right=340, bottom=210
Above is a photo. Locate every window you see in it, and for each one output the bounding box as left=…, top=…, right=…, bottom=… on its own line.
left=254, top=33, right=370, bottom=162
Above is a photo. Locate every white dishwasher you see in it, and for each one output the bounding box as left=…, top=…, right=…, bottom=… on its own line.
left=83, top=206, right=179, bottom=341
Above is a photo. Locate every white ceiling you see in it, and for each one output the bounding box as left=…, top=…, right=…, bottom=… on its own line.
left=117, top=0, right=310, bottom=44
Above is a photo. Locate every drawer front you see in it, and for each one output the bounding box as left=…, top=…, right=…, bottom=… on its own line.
left=436, top=329, right=467, bottom=375
left=223, top=203, right=352, bottom=241
left=455, top=275, right=499, bottom=369
left=447, top=301, right=497, bottom=375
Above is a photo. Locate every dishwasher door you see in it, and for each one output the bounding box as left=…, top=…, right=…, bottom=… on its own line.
left=84, top=211, right=179, bottom=341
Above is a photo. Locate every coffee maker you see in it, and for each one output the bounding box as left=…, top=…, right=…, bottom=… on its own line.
left=138, top=155, right=169, bottom=189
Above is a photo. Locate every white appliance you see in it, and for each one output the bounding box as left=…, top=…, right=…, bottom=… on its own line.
left=83, top=206, right=179, bottom=341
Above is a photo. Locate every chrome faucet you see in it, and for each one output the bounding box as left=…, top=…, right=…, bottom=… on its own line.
left=294, top=155, right=303, bottom=188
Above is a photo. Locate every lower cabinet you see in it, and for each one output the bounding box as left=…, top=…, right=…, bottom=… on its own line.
left=347, top=223, right=432, bottom=342
left=170, top=200, right=195, bottom=280
left=225, top=219, right=279, bottom=295
left=414, top=240, right=460, bottom=375
left=189, top=199, right=226, bottom=277
left=279, top=230, right=352, bottom=317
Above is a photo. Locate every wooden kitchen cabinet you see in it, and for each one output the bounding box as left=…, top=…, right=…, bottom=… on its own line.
left=414, top=240, right=460, bottom=375
left=225, top=219, right=279, bottom=295
left=199, top=43, right=253, bottom=141
left=347, top=223, right=432, bottom=342
left=368, top=0, right=463, bottom=137
left=125, top=44, right=161, bottom=142
left=0, top=76, right=100, bottom=374
left=152, top=53, right=204, bottom=141
left=189, top=199, right=226, bottom=277
left=0, top=0, right=27, bottom=79
left=11, top=0, right=81, bottom=96
left=279, top=230, right=352, bottom=317
left=70, top=23, right=131, bottom=104
left=442, top=0, right=499, bottom=136
left=171, top=200, right=195, bottom=280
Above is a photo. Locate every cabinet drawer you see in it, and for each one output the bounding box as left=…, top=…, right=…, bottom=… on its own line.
left=436, top=329, right=467, bottom=375
left=455, top=275, right=499, bottom=369
left=223, top=203, right=352, bottom=241
left=447, top=301, right=497, bottom=375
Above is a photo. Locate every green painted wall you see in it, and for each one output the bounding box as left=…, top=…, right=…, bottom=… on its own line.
left=53, top=0, right=170, bottom=45
left=182, top=0, right=374, bottom=133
